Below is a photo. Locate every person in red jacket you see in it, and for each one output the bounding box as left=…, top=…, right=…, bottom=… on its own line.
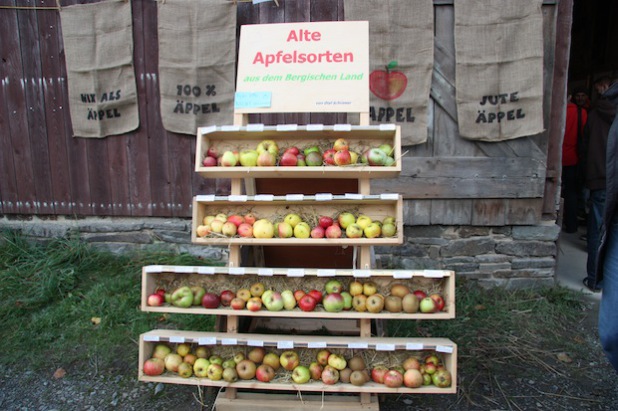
left=562, top=88, right=588, bottom=233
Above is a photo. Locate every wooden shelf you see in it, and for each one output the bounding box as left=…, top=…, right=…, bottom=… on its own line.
left=195, top=124, right=402, bottom=179
left=141, top=265, right=455, bottom=320
left=191, top=194, right=403, bottom=245
left=138, top=330, right=457, bottom=395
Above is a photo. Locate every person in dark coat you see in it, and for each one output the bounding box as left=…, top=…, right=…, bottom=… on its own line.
left=582, top=77, right=616, bottom=291
left=593, top=78, right=618, bottom=372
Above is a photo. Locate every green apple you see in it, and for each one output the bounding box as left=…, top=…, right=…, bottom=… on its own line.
left=303, top=146, right=320, bottom=156
left=220, top=150, right=238, bottom=167
left=284, top=213, right=302, bottom=228
left=324, top=279, right=343, bottom=294
left=171, top=286, right=194, bottom=308
left=190, top=286, right=206, bottom=306
left=256, top=139, right=279, bottom=155
left=281, top=290, right=297, bottom=310
left=293, top=222, right=311, bottom=239
left=239, top=149, right=259, bottom=167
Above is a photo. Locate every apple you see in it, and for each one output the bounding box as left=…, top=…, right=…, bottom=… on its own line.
left=318, top=216, right=334, bottom=229
left=333, top=138, right=349, bottom=151
left=355, top=215, right=373, bottom=230
left=323, top=293, right=345, bottom=312
left=236, top=288, right=251, bottom=301
left=284, top=213, right=302, bottom=228
left=195, top=346, right=211, bottom=359
left=348, top=356, right=365, bottom=371
left=310, top=225, right=325, bottom=238
left=307, top=289, right=323, bottom=304
left=321, top=365, right=340, bottom=385
left=413, top=289, right=427, bottom=300
left=419, top=297, right=437, bottom=313
left=206, top=146, right=218, bottom=158
left=193, top=358, right=211, bottom=378
left=221, top=221, right=237, bottom=237
left=279, top=151, right=298, bottom=166
left=337, top=212, right=356, bottom=229
left=296, top=154, right=306, bottom=167
left=424, top=363, right=437, bottom=375
left=236, top=359, right=257, bottom=380
left=209, top=219, right=224, bottom=233
left=215, top=213, right=228, bottom=222
left=341, top=291, right=353, bottom=310
left=143, top=358, right=165, bottom=376
left=176, top=343, right=192, bottom=357
left=293, top=222, right=311, bottom=239
left=293, top=290, right=306, bottom=302
left=432, top=369, right=452, bottom=388
left=349, top=280, right=364, bottom=296
left=227, top=214, right=245, bottom=227
left=402, top=293, right=420, bottom=313
left=384, top=295, right=403, bottom=313
left=316, top=349, right=331, bottom=366
left=378, top=143, right=394, bottom=157
left=244, top=212, right=257, bottom=225
left=256, top=151, right=277, bottom=166
left=350, top=370, right=366, bottom=386
left=350, top=151, right=359, bottom=164
left=164, top=353, right=183, bottom=373
left=183, top=353, right=197, bottom=366
left=209, top=355, right=223, bottom=365
left=341, top=369, right=352, bottom=384
left=253, top=219, right=274, bottom=238
left=222, top=367, right=238, bottom=382
left=177, top=362, right=193, bottom=378
left=171, top=286, right=194, bottom=308
left=201, top=292, right=221, bottom=309
left=284, top=146, right=300, bottom=156
left=256, top=364, right=276, bottom=382
left=305, top=151, right=323, bottom=166
left=390, top=284, right=410, bottom=298
left=425, top=354, right=440, bottom=366
left=364, top=222, right=382, bottom=239
left=423, top=373, right=433, bottom=385
left=366, top=294, right=385, bottom=313
left=246, top=297, right=263, bottom=311
left=281, top=290, right=297, bottom=310
left=256, top=139, right=279, bottom=155
left=292, top=365, right=311, bottom=384
left=191, top=286, right=206, bottom=306
left=367, top=148, right=388, bottom=166
left=298, top=294, right=317, bottom=312
left=429, top=293, right=446, bottom=312
left=304, top=145, right=320, bottom=156
left=334, top=149, right=352, bottom=166
left=220, top=290, right=235, bottom=307
left=147, top=293, right=165, bottom=307
left=248, top=347, right=266, bottom=363
left=325, top=224, right=342, bottom=238
left=371, top=365, right=389, bottom=384
left=363, top=281, right=378, bottom=296
left=233, top=352, right=245, bottom=364
left=207, top=363, right=223, bottom=380
left=202, top=155, right=217, bottom=167
left=383, top=370, right=404, bottom=388
left=262, top=290, right=284, bottom=311
left=324, top=279, right=343, bottom=294
left=239, top=149, right=259, bottom=167
left=275, top=222, right=294, bottom=238
left=352, top=294, right=368, bottom=312
left=345, top=223, right=363, bottom=239
left=327, top=353, right=347, bottom=370
left=262, top=352, right=281, bottom=370
left=279, top=350, right=300, bottom=371
left=221, top=358, right=236, bottom=370
left=195, top=224, right=211, bottom=237
left=250, top=282, right=265, bottom=297
left=309, top=362, right=323, bottom=380
left=404, top=368, right=423, bottom=388
left=403, top=357, right=421, bottom=371
left=322, top=149, right=337, bottom=165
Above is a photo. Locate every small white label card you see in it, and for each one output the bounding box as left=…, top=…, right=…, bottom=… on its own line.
left=348, top=342, right=369, bottom=349
left=315, top=193, right=333, bottom=201
left=254, top=194, right=274, bottom=201
left=221, top=125, right=241, bottom=132
left=197, top=267, right=216, bottom=275
left=334, top=124, right=352, bottom=131
left=406, top=342, right=424, bottom=350
left=221, top=338, right=238, bottom=346
left=247, top=339, right=264, bottom=347
left=276, top=124, right=298, bottom=131
left=353, top=269, right=371, bottom=278
left=258, top=268, right=274, bottom=276
left=144, top=335, right=160, bottom=342
left=380, top=193, right=399, bottom=200
left=316, top=269, right=336, bottom=277
left=196, top=195, right=215, bottom=202
left=306, top=124, right=324, bottom=131
left=246, top=123, right=265, bottom=131
left=393, top=270, right=413, bottom=279
left=287, top=269, right=305, bottom=277
left=307, top=341, right=327, bottom=348
left=277, top=340, right=294, bottom=349
left=425, top=270, right=448, bottom=278
left=286, top=194, right=304, bottom=201
left=436, top=345, right=454, bottom=353
left=169, top=336, right=185, bottom=343
left=345, top=193, right=364, bottom=200
left=228, top=195, right=247, bottom=202
left=376, top=343, right=396, bottom=351
left=199, top=337, right=217, bottom=345
left=229, top=267, right=246, bottom=276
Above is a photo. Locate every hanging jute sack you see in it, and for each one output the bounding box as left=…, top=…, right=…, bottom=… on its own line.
left=158, top=0, right=236, bottom=135
left=346, top=0, right=434, bottom=146
left=60, top=0, right=139, bottom=138
left=454, top=0, right=544, bottom=141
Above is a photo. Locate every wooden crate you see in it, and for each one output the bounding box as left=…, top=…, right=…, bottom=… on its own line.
left=214, top=390, right=379, bottom=411
left=138, top=330, right=457, bottom=395
left=191, top=194, right=404, bottom=245
left=194, top=124, right=402, bottom=179
left=141, top=265, right=455, bottom=320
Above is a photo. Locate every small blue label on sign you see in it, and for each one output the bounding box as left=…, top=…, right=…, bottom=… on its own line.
left=234, top=91, right=272, bottom=109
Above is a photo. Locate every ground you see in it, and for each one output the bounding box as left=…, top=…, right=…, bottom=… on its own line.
left=1, top=305, right=617, bottom=411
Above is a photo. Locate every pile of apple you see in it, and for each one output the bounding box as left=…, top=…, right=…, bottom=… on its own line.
left=195, top=211, right=397, bottom=239
left=143, top=343, right=452, bottom=388
left=201, top=138, right=396, bottom=168
left=148, top=278, right=446, bottom=315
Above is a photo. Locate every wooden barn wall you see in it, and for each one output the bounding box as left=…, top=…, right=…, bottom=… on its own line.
left=0, top=0, right=567, bottom=226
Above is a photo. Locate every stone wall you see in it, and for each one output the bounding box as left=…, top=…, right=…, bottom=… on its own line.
left=1, top=216, right=560, bottom=288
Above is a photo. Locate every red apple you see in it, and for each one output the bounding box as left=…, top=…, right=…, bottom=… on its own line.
left=325, top=224, right=342, bottom=238
left=321, top=365, right=340, bottom=385
left=333, top=149, right=352, bottom=166
left=371, top=366, right=389, bottom=384
left=307, top=289, right=323, bottom=304
left=279, top=151, right=298, bottom=166
left=220, top=290, right=235, bottom=307
left=201, top=293, right=221, bottom=309
left=383, top=370, right=404, bottom=388
left=230, top=297, right=246, bottom=310
left=310, top=226, right=325, bottom=238
left=143, top=358, right=165, bottom=376
left=403, top=369, right=423, bottom=388
left=413, top=289, right=427, bottom=300
left=147, top=293, right=165, bottom=307
left=202, top=156, right=217, bottom=167
left=333, top=138, right=349, bottom=151
left=322, top=149, right=336, bottom=166
left=284, top=146, right=300, bottom=156
left=318, top=216, right=334, bottom=229
left=298, top=294, right=317, bottom=312
left=429, top=293, right=446, bottom=312
left=206, top=146, right=218, bottom=158
left=256, top=364, right=276, bottom=382
left=244, top=212, right=257, bottom=225
left=227, top=214, right=245, bottom=227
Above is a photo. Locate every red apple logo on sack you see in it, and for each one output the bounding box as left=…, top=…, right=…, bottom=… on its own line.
left=369, top=60, right=408, bottom=101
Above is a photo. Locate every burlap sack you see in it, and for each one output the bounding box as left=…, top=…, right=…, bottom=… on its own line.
left=60, top=0, right=139, bottom=138
left=454, top=0, right=544, bottom=141
left=158, top=0, right=236, bottom=135
left=346, top=0, right=434, bottom=146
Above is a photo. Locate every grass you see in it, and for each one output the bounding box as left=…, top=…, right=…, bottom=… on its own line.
left=0, top=230, right=593, bottom=381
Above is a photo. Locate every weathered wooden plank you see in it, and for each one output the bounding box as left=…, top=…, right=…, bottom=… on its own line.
left=472, top=199, right=506, bottom=226
left=431, top=199, right=472, bottom=225
left=505, top=198, right=543, bottom=225
left=38, top=1, right=72, bottom=215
